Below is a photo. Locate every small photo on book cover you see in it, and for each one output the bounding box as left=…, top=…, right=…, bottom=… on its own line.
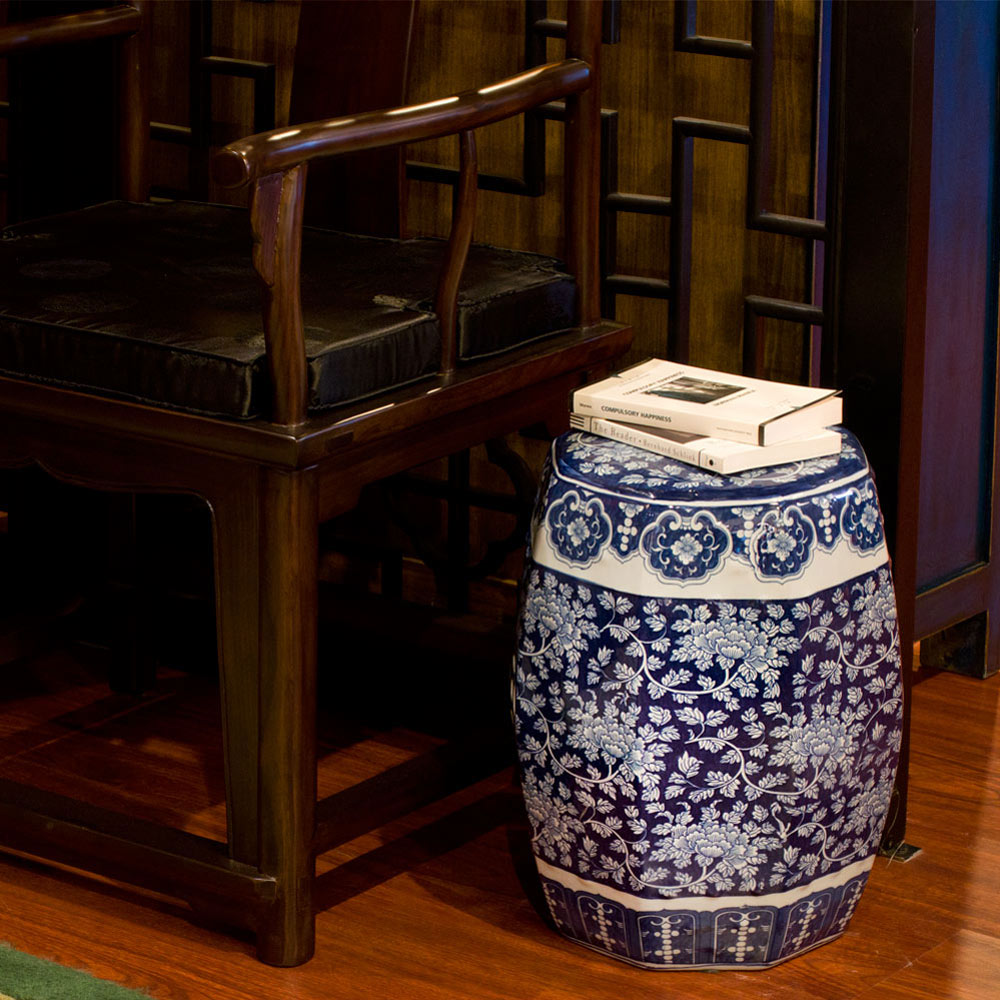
left=643, top=374, right=743, bottom=405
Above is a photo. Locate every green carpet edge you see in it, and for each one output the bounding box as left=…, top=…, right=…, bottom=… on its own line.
left=0, top=944, right=153, bottom=1000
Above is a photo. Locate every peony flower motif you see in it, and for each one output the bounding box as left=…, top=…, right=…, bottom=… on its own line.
left=525, top=586, right=576, bottom=645
left=784, top=716, right=854, bottom=770
left=592, top=718, right=632, bottom=759
left=623, top=742, right=668, bottom=780
left=845, top=778, right=893, bottom=834
left=546, top=489, right=612, bottom=567
left=842, top=486, right=885, bottom=551
left=662, top=818, right=762, bottom=873
left=764, top=529, right=796, bottom=562
left=854, top=570, right=897, bottom=640
left=522, top=772, right=583, bottom=859
left=641, top=510, right=731, bottom=582
left=567, top=516, right=593, bottom=547
left=519, top=572, right=600, bottom=673
left=750, top=505, right=815, bottom=579
left=672, top=605, right=795, bottom=689
left=670, top=532, right=704, bottom=565
left=860, top=504, right=879, bottom=534
left=565, top=699, right=671, bottom=782
left=569, top=702, right=633, bottom=762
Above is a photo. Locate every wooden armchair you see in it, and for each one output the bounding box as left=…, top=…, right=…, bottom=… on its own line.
left=0, top=1, right=630, bottom=966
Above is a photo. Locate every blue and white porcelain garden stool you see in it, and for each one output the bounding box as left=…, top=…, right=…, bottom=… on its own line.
left=513, top=429, right=902, bottom=970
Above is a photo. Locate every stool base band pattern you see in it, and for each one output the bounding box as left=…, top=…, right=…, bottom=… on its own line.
left=537, top=858, right=873, bottom=969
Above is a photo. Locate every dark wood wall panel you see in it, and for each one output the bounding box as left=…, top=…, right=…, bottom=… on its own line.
left=146, top=0, right=189, bottom=197
left=406, top=2, right=547, bottom=252
left=688, top=139, right=751, bottom=370
left=914, top=1, right=999, bottom=592
left=405, top=1, right=820, bottom=382
left=766, top=0, right=818, bottom=222
left=4, top=0, right=116, bottom=222
left=146, top=0, right=299, bottom=203
left=600, top=0, right=675, bottom=363
left=746, top=0, right=820, bottom=383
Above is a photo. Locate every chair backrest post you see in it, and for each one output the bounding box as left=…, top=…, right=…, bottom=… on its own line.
left=564, top=0, right=603, bottom=327
left=251, top=166, right=310, bottom=427
left=436, top=129, right=478, bottom=375
left=117, top=0, right=149, bottom=202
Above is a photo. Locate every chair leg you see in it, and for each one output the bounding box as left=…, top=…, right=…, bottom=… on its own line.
left=211, top=465, right=318, bottom=966
left=255, top=467, right=318, bottom=967
left=212, top=470, right=263, bottom=867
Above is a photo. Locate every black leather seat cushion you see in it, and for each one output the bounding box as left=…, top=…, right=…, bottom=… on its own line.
left=0, top=201, right=577, bottom=419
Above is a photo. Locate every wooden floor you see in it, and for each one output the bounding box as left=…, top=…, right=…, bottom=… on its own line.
left=0, top=629, right=997, bottom=1000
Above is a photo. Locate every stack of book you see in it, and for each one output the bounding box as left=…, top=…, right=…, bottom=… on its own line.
left=570, top=360, right=843, bottom=474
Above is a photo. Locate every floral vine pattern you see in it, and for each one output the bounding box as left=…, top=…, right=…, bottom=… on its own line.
left=516, top=563, right=901, bottom=900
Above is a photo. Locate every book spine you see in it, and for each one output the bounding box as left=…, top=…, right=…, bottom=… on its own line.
left=571, top=389, right=758, bottom=442
left=570, top=414, right=709, bottom=468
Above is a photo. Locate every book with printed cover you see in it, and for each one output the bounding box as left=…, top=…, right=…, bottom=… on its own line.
left=571, top=359, right=842, bottom=446
left=569, top=413, right=842, bottom=473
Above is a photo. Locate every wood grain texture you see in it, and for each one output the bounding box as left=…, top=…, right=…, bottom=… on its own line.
left=254, top=466, right=318, bottom=965
left=145, top=0, right=301, bottom=203
left=0, top=648, right=996, bottom=998
left=287, top=0, right=414, bottom=237
left=854, top=932, right=1000, bottom=1000
left=250, top=165, right=307, bottom=426
left=406, top=0, right=542, bottom=249
left=435, top=130, right=478, bottom=372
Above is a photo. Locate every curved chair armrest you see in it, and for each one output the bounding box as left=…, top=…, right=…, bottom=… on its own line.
left=212, top=59, right=591, bottom=189
left=0, top=4, right=141, bottom=56
left=214, top=56, right=596, bottom=427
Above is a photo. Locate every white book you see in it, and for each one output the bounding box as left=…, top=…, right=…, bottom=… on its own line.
left=569, top=413, right=843, bottom=474
left=572, top=359, right=842, bottom=446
